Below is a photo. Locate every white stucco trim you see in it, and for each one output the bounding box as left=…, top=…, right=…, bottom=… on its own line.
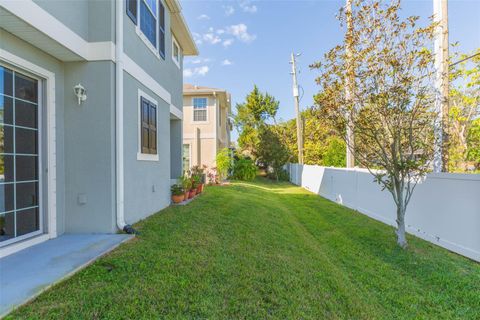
left=0, top=48, right=57, bottom=258
left=170, top=104, right=182, bottom=119
left=123, top=54, right=171, bottom=104
left=0, top=0, right=115, bottom=61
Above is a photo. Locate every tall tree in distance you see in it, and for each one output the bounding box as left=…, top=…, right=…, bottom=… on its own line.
left=234, top=86, right=280, bottom=158
left=312, top=0, right=438, bottom=248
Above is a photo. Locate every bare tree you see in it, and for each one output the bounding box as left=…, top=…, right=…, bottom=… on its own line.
left=312, top=0, right=438, bottom=248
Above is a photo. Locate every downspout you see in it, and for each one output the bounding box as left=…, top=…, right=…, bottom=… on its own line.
left=115, top=0, right=134, bottom=234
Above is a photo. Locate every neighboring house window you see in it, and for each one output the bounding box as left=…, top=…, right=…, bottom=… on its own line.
left=183, top=144, right=190, bottom=172
left=140, top=96, right=157, bottom=155
left=193, top=98, right=207, bottom=122
left=159, top=1, right=166, bottom=58
left=126, top=0, right=137, bottom=24
left=172, top=36, right=181, bottom=67
left=140, top=0, right=157, bottom=47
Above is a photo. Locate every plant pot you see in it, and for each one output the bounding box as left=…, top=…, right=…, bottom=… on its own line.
left=200, top=184, right=204, bottom=192
left=196, top=183, right=202, bottom=194
left=189, top=189, right=197, bottom=198
left=183, top=192, right=189, bottom=201
left=172, top=194, right=184, bottom=204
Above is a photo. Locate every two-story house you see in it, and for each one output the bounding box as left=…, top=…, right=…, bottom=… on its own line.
left=182, top=84, right=232, bottom=173
left=0, top=0, right=197, bottom=257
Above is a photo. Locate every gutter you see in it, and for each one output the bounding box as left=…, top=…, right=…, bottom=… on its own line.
left=115, top=0, right=134, bottom=234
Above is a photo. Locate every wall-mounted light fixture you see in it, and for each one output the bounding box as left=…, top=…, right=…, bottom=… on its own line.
left=73, top=83, right=87, bottom=105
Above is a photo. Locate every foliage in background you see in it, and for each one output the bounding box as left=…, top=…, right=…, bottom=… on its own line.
left=234, top=86, right=280, bottom=159
left=448, top=48, right=480, bottom=172
left=256, top=126, right=291, bottom=181
left=232, top=158, right=257, bottom=181
left=312, top=0, right=437, bottom=248
left=216, top=148, right=232, bottom=181
left=466, top=118, right=480, bottom=169
left=323, top=136, right=347, bottom=167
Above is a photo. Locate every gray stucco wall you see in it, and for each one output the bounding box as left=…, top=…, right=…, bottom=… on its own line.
left=0, top=29, right=66, bottom=236
left=123, top=73, right=171, bottom=224
left=63, top=61, right=116, bottom=234
left=33, top=0, right=114, bottom=42
left=170, top=119, right=183, bottom=179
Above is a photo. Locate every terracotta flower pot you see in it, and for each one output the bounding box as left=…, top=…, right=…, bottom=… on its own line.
left=172, top=194, right=184, bottom=204
left=183, top=192, right=189, bottom=201
left=189, top=189, right=196, bottom=199
left=196, top=183, right=202, bottom=194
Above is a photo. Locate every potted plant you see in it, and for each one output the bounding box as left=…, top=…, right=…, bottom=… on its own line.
left=181, top=175, right=192, bottom=201
left=171, top=184, right=184, bottom=204
left=191, top=165, right=206, bottom=193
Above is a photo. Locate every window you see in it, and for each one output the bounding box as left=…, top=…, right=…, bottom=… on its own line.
left=140, top=0, right=157, bottom=47
left=193, top=98, right=207, bottom=122
left=172, top=36, right=181, bottom=67
left=182, top=144, right=190, bottom=173
left=126, top=0, right=137, bottom=24
left=139, top=96, right=157, bottom=156
left=127, top=0, right=166, bottom=58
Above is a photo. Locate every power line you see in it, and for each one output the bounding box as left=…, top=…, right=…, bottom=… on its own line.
left=450, top=52, right=480, bottom=67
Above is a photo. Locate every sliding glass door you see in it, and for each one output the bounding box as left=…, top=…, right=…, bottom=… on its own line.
left=0, top=65, right=42, bottom=245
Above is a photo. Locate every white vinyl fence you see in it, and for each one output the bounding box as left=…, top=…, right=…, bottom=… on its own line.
left=287, top=164, right=480, bottom=262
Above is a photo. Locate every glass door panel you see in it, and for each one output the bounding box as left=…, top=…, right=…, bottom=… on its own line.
left=0, top=65, right=41, bottom=244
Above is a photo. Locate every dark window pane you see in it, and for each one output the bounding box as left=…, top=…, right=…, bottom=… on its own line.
left=16, top=156, right=38, bottom=182
left=0, top=95, right=13, bottom=125
left=126, top=0, right=138, bottom=24
left=15, top=100, right=37, bottom=129
left=142, top=100, right=149, bottom=123
left=15, top=127, right=38, bottom=154
left=0, top=67, right=13, bottom=96
left=159, top=30, right=165, bottom=58
left=16, top=182, right=38, bottom=209
left=142, top=127, right=149, bottom=149
left=16, top=207, right=39, bottom=236
left=149, top=105, right=156, bottom=127
left=0, top=212, right=15, bottom=242
left=15, top=73, right=37, bottom=103
left=140, top=1, right=157, bottom=47
left=0, top=125, right=14, bottom=154
left=0, top=183, right=14, bottom=213
left=0, top=155, right=14, bottom=183
left=149, top=130, right=156, bottom=153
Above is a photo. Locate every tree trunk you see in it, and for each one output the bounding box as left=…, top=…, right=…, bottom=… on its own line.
left=396, top=203, right=407, bottom=248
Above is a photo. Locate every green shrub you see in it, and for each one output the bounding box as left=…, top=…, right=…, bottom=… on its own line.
left=170, top=184, right=184, bottom=196
left=267, top=168, right=290, bottom=181
left=233, top=158, right=257, bottom=181
left=216, top=148, right=232, bottom=181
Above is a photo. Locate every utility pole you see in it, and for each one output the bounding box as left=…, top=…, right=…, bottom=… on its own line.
left=433, top=0, right=449, bottom=172
left=290, top=52, right=304, bottom=164
left=345, top=0, right=355, bottom=168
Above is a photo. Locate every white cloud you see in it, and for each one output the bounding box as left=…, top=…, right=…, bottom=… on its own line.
left=222, top=38, right=234, bottom=47
left=189, top=58, right=211, bottom=65
left=226, top=24, right=256, bottom=43
left=197, top=14, right=210, bottom=20
left=203, top=33, right=221, bottom=45
left=183, top=66, right=210, bottom=78
left=239, top=1, right=257, bottom=13
left=223, top=5, right=235, bottom=16
left=192, top=32, right=203, bottom=45
left=221, top=59, right=233, bottom=66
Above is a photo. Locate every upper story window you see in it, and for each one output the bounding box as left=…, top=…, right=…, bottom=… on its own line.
left=172, top=36, right=181, bottom=68
left=193, top=98, right=207, bottom=122
left=126, top=0, right=166, bottom=59
left=137, top=91, right=158, bottom=161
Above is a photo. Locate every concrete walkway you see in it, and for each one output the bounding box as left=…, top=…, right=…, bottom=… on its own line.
left=0, top=234, right=133, bottom=317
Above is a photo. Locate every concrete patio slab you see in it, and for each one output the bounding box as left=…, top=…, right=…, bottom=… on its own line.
left=0, top=234, right=133, bottom=317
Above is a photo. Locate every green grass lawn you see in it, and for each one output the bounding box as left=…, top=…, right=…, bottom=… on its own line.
left=8, top=179, right=480, bottom=319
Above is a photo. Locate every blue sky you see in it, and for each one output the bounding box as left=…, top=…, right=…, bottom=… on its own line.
left=181, top=0, right=480, bottom=141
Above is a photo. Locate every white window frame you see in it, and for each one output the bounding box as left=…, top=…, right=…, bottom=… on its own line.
left=172, top=35, right=181, bottom=69
left=137, top=89, right=159, bottom=161
left=135, top=0, right=161, bottom=59
left=192, top=97, right=209, bottom=124
left=0, top=49, right=57, bottom=258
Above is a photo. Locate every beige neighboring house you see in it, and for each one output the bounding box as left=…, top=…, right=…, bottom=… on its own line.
left=183, top=84, right=232, bottom=172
